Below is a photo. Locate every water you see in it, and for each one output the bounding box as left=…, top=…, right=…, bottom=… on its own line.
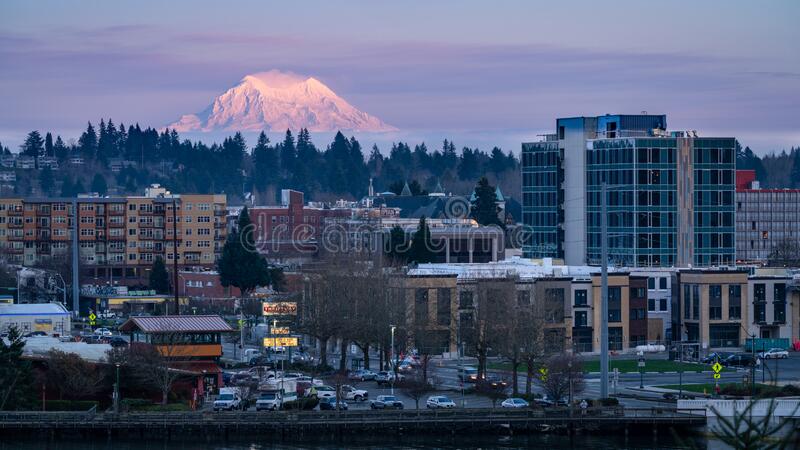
left=0, top=433, right=710, bottom=449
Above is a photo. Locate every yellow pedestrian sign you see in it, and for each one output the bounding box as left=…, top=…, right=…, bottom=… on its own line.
left=713, top=373, right=721, bottom=379
left=538, top=367, right=548, bottom=382
left=712, top=362, right=722, bottom=373
left=88, top=313, right=97, bottom=326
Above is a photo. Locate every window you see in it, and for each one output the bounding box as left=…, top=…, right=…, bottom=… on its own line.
left=415, top=289, right=428, bottom=325
left=648, top=298, right=656, bottom=311
left=437, top=288, right=451, bottom=326
left=729, top=285, right=741, bottom=319
left=754, top=303, right=766, bottom=323
left=710, top=324, right=739, bottom=348
left=692, top=285, right=700, bottom=319
left=648, top=278, right=655, bottom=289
left=774, top=283, right=786, bottom=323
left=754, top=283, right=766, bottom=302
left=544, top=288, right=565, bottom=323
left=608, top=287, right=621, bottom=322
left=517, top=291, right=530, bottom=307
left=608, top=327, right=623, bottom=351
left=659, top=298, right=667, bottom=312
left=574, top=290, right=587, bottom=306
left=659, top=278, right=667, bottom=289
left=575, top=311, right=588, bottom=327
left=459, top=291, right=473, bottom=309
left=709, top=285, right=722, bottom=320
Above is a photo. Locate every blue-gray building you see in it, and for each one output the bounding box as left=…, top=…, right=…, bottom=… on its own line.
left=522, top=114, right=736, bottom=268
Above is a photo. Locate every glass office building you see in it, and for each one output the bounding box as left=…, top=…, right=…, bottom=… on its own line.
left=522, top=114, right=736, bottom=267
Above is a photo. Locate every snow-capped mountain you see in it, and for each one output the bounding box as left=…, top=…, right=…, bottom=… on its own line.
left=168, top=70, right=396, bottom=133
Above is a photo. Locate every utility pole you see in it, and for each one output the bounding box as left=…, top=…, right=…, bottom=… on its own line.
left=71, top=199, right=80, bottom=316
left=390, top=325, right=396, bottom=396
left=600, top=182, right=609, bottom=399
left=172, top=197, right=179, bottom=315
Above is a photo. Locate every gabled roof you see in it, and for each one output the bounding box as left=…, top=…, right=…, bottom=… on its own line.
left=119, top=315, right=233, bottom=334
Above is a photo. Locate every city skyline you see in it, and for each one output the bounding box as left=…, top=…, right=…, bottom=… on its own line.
left=2, top=0, right=799, bottom=154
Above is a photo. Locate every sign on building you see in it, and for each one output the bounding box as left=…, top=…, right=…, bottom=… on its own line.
left=262, top=302, right=297, bottom=316
left=272, top=327, right=291, bottom=335
left=263, top=337, right=299, bottom=347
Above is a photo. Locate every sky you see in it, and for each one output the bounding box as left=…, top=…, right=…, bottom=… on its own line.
left=1, top=0, right=798, bottom=154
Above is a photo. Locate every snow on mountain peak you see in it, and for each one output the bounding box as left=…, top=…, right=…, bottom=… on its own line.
left=168, top=70, right=396, bottom=133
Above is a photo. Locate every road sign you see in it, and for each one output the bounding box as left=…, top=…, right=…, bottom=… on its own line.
left=713, top=373, right=721, bottom=379
left=638, top=359, right=645, bottom=368
left=262, top=302, right=297, bottom=316
left=88, top=312, right=96, bottom=326
left=538, top=367, right=548, bottom=382
left=263, top=337, right=299, bottom=347
left=237, top=319, right=245, bottom=327
left=712, top=362, right=722, bottom=373
left=272, top=326, right=290, bottom=335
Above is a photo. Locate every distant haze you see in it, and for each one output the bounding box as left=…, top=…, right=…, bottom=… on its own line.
left=1, top=1, right=798, bottom=155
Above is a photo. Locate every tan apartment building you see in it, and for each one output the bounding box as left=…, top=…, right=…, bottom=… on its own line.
left=393, top=273, right=458, bottom=356
left=590, top=273, right=649, bottom=353
left=0, top=188, right=226, bottom=285
left=675, top=269, right=749, bottom=353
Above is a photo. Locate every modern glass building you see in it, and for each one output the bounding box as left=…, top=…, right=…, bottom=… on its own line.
left=522, top=114, right=736, bottom=267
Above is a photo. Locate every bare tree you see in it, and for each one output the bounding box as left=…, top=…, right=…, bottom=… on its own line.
left=538, top=354, right=584, bottom=404
left=127, top=332, right=184, bottom=405
left=463, top=276, right=516, bottom=380
left=518, top=293, right=546, bottom=396
left=398, top=372, right=434, bottom=410
left=768, top=238, right=800, bottom=266
left=298, top=268, right=347, bottom=368
left=44, top=349, right=105, bottom=400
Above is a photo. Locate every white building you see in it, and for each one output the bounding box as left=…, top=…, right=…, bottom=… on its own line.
left=0, top=302, right=71, bottom=336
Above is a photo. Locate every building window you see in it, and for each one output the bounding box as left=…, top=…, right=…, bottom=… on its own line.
left=648, top=278, right=655, bottom=289
left=754, top=303, right=766, bottom=323
left=659, top=298, right=668, bottom=311
left=575, top=310, right=587, bottom=327
left=709, top=324, right=739, bottom=348
left=683, top=285, right=691, bottom=319
left=415, top=289, right=428, bottom=325
left=544, top=288, right=565, bottom=323
left=774, top=283, right=786, bottom=323
left=608, top=327, right=623, bottom=351
left=709, top=285, right=722, bottom=320
left=459, top=291, right=473, bottom=309
left=608, top=286, right=621, bottom=323
left=754, top=283, right=766, bottom=302
left=648, top=298, right=656, bottom=312
left=517, top=291, right=530, bottom=307
left=659, top=277, right=667, bottom=289
left=729, top=285, right=741, bottom=319
left=436, top=288, right=451, bottom=326
left=692, top=285, right=700, bottom=320
left=574, top=290, right=587, bottom=307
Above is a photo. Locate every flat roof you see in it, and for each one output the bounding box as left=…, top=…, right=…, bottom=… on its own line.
left=0, top=303, right=70, bottom=316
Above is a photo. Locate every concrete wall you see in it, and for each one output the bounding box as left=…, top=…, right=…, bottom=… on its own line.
left=559, top=117, right=595, bottom=265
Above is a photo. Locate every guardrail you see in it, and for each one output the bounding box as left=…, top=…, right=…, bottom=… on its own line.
left=0, top=406, right=707, bottom=427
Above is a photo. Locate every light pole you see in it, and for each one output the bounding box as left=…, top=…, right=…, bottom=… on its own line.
left=390, top=324, right=396, bottom=395
left=568, top=359, right=573, bottom=416
left=114, top=363, right=121, bottom=414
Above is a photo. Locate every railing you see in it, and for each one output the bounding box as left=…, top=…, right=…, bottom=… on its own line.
left=0, top=407, right=707, bottom=427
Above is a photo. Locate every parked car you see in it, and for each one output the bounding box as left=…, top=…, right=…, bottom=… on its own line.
left=722, top=354, right=756, bottom=367
left=23, top=331, right=48, bottom=338
left=702, top=352, right=732, bottom=364
left=758, top=348, right=789, bottom=359
left=94, top=328, right=113, bottom=337
left=426, top=396, right=456, bottom=409
left=319, top=396, right=348, bottom=411
left=375, top=371, right=405, bottom=385
left=349, top=369, right=377, bottom=381
left=291, top=352, right=314, bottom=364
left=340, top=385, right=368, bottom=401
left=107, top=336, right=128, bottom=348
left=370, top=395, right=404, bottom=409
left=457, top=366, right=479, bottom=383
left=249, top=356, right=274, bottom=367
left=98, top=311, right=116, bottom=319
left=501, top=398, right=529, bottom=408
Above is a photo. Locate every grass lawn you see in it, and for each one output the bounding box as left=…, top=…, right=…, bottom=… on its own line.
left=488, top=359, right=717, bottom=374
left=656, top=383, right=772, bottom=394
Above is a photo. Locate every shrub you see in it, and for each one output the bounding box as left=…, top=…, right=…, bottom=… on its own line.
left=597, top=397, right=619, bottom=407
left=282, top=397, right=319, bottom=411
left=44, top=400, right=99, bottom=411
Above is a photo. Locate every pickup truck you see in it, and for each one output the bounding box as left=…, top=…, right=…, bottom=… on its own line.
left=255, top=390, right=282, bottom=411
left=340, top=385, right=368, bottom=401
left=213, top=387, right=243, bottom=411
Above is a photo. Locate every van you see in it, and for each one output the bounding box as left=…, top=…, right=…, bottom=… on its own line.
left=457, top=366, right=479, bottom=383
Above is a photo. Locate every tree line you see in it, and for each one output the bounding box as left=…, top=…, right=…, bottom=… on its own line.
left=2, top=122, right=519, bottom=202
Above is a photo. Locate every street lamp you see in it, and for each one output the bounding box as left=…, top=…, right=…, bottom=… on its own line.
left=390, top=325, right=396, bottom=395
left=114, top=363, right=121, bottom=414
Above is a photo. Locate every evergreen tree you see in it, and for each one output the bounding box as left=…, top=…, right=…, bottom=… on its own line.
left=0, top=326, right=35, bottom=410
left=218, top=207, right=272, bottom=296
left=73, top=179, right=86, bottom=195
left=149, top=257, right=170, bottom=294
left=53, top=135, right=68, bottom=160
left=90, top=173, right=108, bottom=195
left=20, top=131, right=44, bottom=157
left=60, top=177, right=73, bottom=197
left=367, top=144, right=384, bottom=177
left=325, top=131, right=352, bottom=194
left=251, top=131, right=276, bottom=192
left=471, top=176, right=503, bottom=227
left=279, top=129, right=296, bottom=177
left=385, top=225, right=408, bottom=263
left=39, top=167, right=54, bottom=195
left=78, top=122, right=98, bottom=160
left=44, top=132, right=54, bottom=157
left=408, top=216, right=435, bottom=264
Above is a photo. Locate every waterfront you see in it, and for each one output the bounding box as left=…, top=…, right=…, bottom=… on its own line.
left=0, top=433, right=711, bottom=450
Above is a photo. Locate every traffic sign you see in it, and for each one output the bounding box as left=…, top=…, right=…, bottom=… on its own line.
left=713, top=373, right=721, bottom=379
left=712, top=362, right=722, bottom=373
left=638, top=360, right=645, bottom=368
left=88, top=312, right=96, bottom=326
left=538, top=367, right=548, bottom=382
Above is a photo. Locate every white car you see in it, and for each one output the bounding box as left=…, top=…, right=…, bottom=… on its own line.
left=340, top=385, right=368, bottom=401
left=94, top=328, right=113, bottom=337
left=759, top=348, right=789, bottom=359
left=501, top=398, right=530, bottom=408
left=426, top=396, right=456, bottom=409
left=310, top=385, right=336, bottom=399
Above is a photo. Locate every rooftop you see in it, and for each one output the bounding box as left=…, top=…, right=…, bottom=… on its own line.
left=119, top=315, right=233, bottom=334
left=0, top=302, right=70, bottom=316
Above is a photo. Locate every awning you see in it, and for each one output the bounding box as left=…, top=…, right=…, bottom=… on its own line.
left=168, top=361, right=223, bottom=375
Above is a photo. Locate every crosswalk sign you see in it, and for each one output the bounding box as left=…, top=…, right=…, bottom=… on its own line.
left=88, top=313, right=97, bottom=326
left=712, top=362, right=722, bottom=373
left=539, top=367, right=548, bottom=382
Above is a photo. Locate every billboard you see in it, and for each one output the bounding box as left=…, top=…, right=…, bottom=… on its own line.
left=263, top=337, right=299, bottom=347
left=262, top=302, right=298, bottom=316
left=272, top=327, right=291, bottom=335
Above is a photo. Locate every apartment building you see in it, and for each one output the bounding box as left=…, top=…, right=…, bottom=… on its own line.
left=0, top=187, right=226, bottom=285
left=747, top=270, right=793, bottom=340
left=735, top=169, right=800, bottom=264
left=522, top=114, right=737, bottom=267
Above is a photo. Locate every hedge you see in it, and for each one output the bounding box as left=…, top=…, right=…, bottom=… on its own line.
left=282, top=397, right=319, bottom=411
